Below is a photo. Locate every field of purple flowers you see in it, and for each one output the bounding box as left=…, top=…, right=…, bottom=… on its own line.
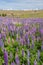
left=0, top=17, right=43, bottom=65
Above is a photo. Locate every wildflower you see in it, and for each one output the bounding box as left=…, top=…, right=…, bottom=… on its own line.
left=34, top=59, right=37, bottom=65
left=37, top=50, right=40, bottom=61
left=0, top=39, right=4, bottom=48
left=4, top=49, right=8, bottom=65
left=15, top=53, right=20, bottom=65
left=11, top=61, right=15, bottom=65
left=22, top=49, right=25, bottom=57
left=30, top=40, right=35, bottom=49
left=0, top=33, right=2, bottom=39
left=27, top=50, right=30, bottom=58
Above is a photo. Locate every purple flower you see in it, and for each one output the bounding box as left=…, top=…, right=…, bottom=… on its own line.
left=40, top=29, right=43, bottom=34
left=34, top=59, right=37, bottom=65
left=22, top=49, right=25, bottom=57
left=0, top=33, right=2, bottom=39
left=20, top=37, right=24, bottom=46
left=15, top=53, right=20, bottom=65
left=0, top=39, right=4, bottom=48
left=4, top=49, right=8, bottom=65
left=37, top=50, right=40, bottom=61
left=27, top=39, right=30, bottom=46
left=11, top=61, right=15, bottom=65
left=30, top=40, right=35, bottom=49
left=25, top=33, right=28, bottom=41
left=27, top=50, right=30, bottom=58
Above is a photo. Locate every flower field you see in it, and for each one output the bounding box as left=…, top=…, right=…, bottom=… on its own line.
left=0, top=17, right=43, bottom=65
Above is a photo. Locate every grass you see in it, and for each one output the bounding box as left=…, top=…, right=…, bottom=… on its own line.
left=0, top=10, right=43, bottom=18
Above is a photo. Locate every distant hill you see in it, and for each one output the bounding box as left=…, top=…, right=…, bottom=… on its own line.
left=0, top=10, right=43, bottom=18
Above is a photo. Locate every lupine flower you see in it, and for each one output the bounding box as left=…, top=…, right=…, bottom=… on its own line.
left=27, top=39, right=30, bottom=46
left=27, top=50, right=30, bottom=58
left=25, top=33, right=28, bottom=41
left=19, top=28, right=23, bottom=38
left=22, top=49, right=25, bottom=57
left=34, top=59, right=37, bottom=65
left=0, top=39, right=4, bottom=48
left=25, top=33, right=29, bottom=44
left=37, top=50, right=40, bottom=61
left=11, top=61, right=15, bottom=65
left=1, top=32, right=6, bottom=40
left=31, top=40, right=35, bottom=49
left=15, top=53, right=20, bottom=65
left=0, top=33, right=2, bottom=39
left=40, top=29, right=43, bottom=34
left=20, top=37, right=24, bottom=46
left=4, top=49, right=8, bottom=65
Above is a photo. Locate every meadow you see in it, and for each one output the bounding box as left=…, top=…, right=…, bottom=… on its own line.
left=0, top=10, right=43, bottom=65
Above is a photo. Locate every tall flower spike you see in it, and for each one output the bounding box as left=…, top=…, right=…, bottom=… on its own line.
left=34, top=59, right=37, bottom=65
left=37, top=50, right=40, bottom=61
left=22, top=49, right=25, bottom=57
left=27, top=50, right=30, bottom=58
left=0, top=39, right=4, bottom=48
left=15, top=53, right=20, bottom=65
left=11, top=61, right=15, bottom=65
left=4, top=49, right=8, bottom=65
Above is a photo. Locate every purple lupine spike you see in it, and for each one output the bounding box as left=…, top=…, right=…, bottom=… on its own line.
left=27, top=59, right=30, bottom=65
left=0, top=33, right=2, bottom=39
left=40, top=29, right=43, bottom=34
left=4, top=49, right=8, bottom=65
left=1, top=33, right=6, bottom=40
left=0, top=39, right=4, bottom=48
left=20, top=37, right=24, bottom=46
left=15, top=53, right=20, bottom=65
left=31, top=40, right=35, bottom=49
left=27, top=39, right=30, bottom=46
left=34, top=59, right=37, bottom=65
left=25, top=33, right=28, bottom=41
left=22, top=49, right=25, bottom=57
left=27, top=50, right=30, bottom=58
left=11, top=61, right=15, bottom=65
left=37, top=50, right=40, bottom=61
